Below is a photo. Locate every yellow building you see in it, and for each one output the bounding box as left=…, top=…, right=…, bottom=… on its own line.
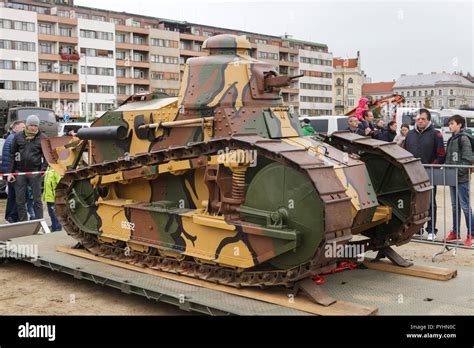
left=332, top=52, right=363, bottom=115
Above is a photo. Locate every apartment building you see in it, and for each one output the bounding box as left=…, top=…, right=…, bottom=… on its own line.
left=0, top=7, right=38, bottom=105
left=1, top=0, right=333, bottom=118
left=286, top=37, right=333, bottom=116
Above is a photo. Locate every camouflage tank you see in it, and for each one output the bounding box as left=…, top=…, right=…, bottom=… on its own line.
left=43, top=34, right=431, bottom=289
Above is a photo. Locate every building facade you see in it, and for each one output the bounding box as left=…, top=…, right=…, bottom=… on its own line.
left=361, top=81, right=395, bottom=100
left=332, top=53, right=363, bottom=115
left=0, top=0, right=334, bottom=118
left=393, top=72, right=474, bottom=109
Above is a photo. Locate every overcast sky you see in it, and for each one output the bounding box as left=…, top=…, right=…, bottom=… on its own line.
left=75, top=0, right=473, bottom=82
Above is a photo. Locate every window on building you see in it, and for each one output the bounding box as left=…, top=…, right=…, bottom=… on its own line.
left=450, top=89, right=453, bottom=95
left=336, top=88, right=341, bottom=96
left=39, top=42, right=53, bottom=54
left=38, top=23, right=54, bottom=35
left=60, top=63, right=73, bottom=74
left=348, top=88, right=353, bottom=95
left=348, top=98, right=354, bottom=106
left=60, top=83, right=73, bottom=92
left=133, top=53, right=145, bottom=62
left=39, top=61, right=53, bottom=72
left=407, top=91, right=410, bottom=97
left=439, top=89, right=442, bottom=96
left=90, top=15, right=105, bottom=22
left=40, top=80, right=55, bottom=92
left=133, top=36, right=145, bottom=45
left=116, top=68, right=126, bottom=77
left=134, top=70, right=145, bottom=79
left=58, top=26, right=73, bottom=37
left=117, top=85, right=127, bottom=95
left=418, top=91, right=422, bottom=97
left=111, top=18, right=124, bottom=25
left=336, top=78, right=342, bottom=85
left=348, top=77, right=353, bottom=84
left=116, top=50, right=126, bottom=60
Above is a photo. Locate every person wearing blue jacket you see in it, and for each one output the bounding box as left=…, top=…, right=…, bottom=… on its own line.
left=1, top=120, right=25, bottom=223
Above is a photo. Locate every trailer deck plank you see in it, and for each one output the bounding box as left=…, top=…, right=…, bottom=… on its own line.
left=57, top=245, right=377, bottom=316
left=363, top=259, right=458, bottom=281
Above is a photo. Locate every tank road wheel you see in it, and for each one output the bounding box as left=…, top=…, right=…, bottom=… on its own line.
left=243, top=162, right=325, bottom=270
left=67, top=179, right=100, bottom=234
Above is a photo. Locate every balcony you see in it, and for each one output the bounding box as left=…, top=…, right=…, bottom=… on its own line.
left=117, top=77, right=150, bottom=85
left=282, top=101, right=300, bottom=107
left=37, top=14, right=77, bottom=25
left=279, top=46, right=299, bottom=54
left=39, top=72, right=79, bottom=81
left=60, top=51, right=80, bottom=61
left=38, top=34, right=78, bottom=45
left=279, top=60, right=299, bottom=68
left=39, top=92, right=80, bottom=100
left=280, top=87, right=299, bottom=94
left=115, top=42, right=149, bottom=51
left=180, top=33, right=207, bottom=42
left=115, top=24, right=149, bottom=35
left=116, top=59, right=150, bottom=68
left=38, top=53, right=61, bottom=61
left=179, top=49, right=207, bottom=57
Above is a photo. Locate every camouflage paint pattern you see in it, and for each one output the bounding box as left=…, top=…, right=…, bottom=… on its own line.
left=44, top=34, right=420, bottom=271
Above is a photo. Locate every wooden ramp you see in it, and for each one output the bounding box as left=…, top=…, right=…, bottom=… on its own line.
left=363, top=259, right=457, bottom=281
left=57, top=245, right=378, bottom=316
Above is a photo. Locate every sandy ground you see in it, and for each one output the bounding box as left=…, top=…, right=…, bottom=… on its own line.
left=0, top=185, right=472, bottom=315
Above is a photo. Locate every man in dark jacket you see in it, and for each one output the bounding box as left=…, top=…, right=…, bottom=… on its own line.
left=1, top=120, right=25, bottom=222
left=404, top=109, right=446, bottom=240
left=379, top=121, right=398, bottom=142
left=443, top=115, right=474, bottom=246
left=7, top=115, right=47, bottom=221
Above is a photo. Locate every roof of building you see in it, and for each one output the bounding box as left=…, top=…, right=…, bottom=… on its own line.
left=74, top=5, right=325, bottom=48
left=280, top=36, right=327, bottom=48
left=362, top=81, right=395, bottom=94
left=394, top=72, right=474, bottom=88
left=333, top=58, right=358, bottom=69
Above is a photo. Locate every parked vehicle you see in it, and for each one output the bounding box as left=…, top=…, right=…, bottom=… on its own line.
left=438, top=109, right=474, bottom=143
left=298, top=116, right=349, bottom=135
left=58, top=122, right=91, bottom=136
left=5, top=107, right=58, bottom=137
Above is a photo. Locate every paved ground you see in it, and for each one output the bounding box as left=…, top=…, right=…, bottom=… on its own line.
left=0, top=194, right=472, bottom=315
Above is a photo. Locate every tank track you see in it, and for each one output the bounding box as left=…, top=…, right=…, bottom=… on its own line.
left=55, top=133, right=430, bottom=288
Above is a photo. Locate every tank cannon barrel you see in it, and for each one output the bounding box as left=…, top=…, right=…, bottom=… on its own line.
left=264, top=73, right=304, bottom=89
left=76, top=125, right=128, bottom=140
